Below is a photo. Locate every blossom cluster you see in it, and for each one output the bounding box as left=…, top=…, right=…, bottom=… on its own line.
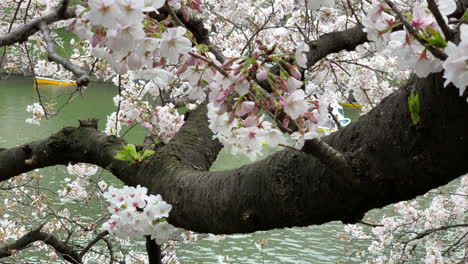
left=58, top=163, right=99, bottom=202
left=108, top=73, right=185, bottom=142
left=25, top=103, right=45, bottom=125
left=65, top=0, right=339, bottom=157
left=363, top=0, right=468, bottom=96
left=66, top=0, right=196, bottom=75
left=341, top=176, right=468, bottom=263
left=102, top=185, right=176, bottom=244
left=443, top=24, right=468, bottom=96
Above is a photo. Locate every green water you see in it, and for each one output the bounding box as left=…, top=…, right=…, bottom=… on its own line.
left=0, top=75, right=404, bottom=263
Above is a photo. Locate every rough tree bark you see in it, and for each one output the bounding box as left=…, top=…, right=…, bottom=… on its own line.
left=1, top=72, right=467, bottom=234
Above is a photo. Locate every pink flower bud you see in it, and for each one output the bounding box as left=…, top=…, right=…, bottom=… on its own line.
left=268, top=97, right=277, bottom=111
left=91, top=32, right=99, bottom=48
left=182, top=6, right=190, bottom=22
left=256, top=66, right=268, bottom=81
left=66, top=19, right=77, bottom=32
left=283, top=115, right=290, bottom=128
left=278, top=78, right=289, bottom=93
left=216, top=85, right=234, bottom=103
left=185, top=55, right=197, bottom=66
left=279, top=98, right=286, bottom=107
left=236, top=101, right=255, bottom=116
left=176, top=65, right=188, bottom=75
left=310, top=112, right=319, bottom=124
left=253, top=51, right=259, bottom=59
left=244, top=116, right=258, bottom=127
left=288, top=65, right=302, bottom=80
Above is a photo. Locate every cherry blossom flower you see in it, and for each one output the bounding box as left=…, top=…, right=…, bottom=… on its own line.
left=102, top=185, right=176, bottom=241
left=284, top=89, right=308, bottom=119
left=159, top=27, right=192, bottom=64
left=25, top=103, right=45, bottom=125
left=442, top=24, right=468, bottom=95
left=116, top=0, right=144, bottom=27
left=306, top=0, right=335, bottom=10
left=295, top=43, right=309, bottom=68
left=88, top=0, right=121, bottom=28
left=287, top=77, right=302, bottom=93
left=144, top=0, right=165, bottom=12
left=151, top=221, right=177, bottom=244
left=410, top=6, right=434, bottom=30
left=431, top=0, right=456, bottom=16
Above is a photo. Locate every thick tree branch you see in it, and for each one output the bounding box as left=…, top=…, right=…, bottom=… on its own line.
left=0, top=227, right=81, bottom=263
left=1, top=72, right=466, bottom=235
left=39, top=22, right=89, bottom=86
left=302, top=138, right=353, bottom=184
left=145, top=237, right=162, bottom=264
left=305, top=24, right=368, bottom=68
left=0, top=7, right=77, bottom=48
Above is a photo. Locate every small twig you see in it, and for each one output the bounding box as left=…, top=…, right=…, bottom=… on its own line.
left=24, top=42, right=49, bottom=119
left=0, top=6, right=77, bottom=47
left=23, top=0, right=32, bottom=23
left=0, top=0, right=24, bottom=76
left=0, top=226, right=82, bottom=263
left=328, top=105, right=342, bottom=129
left=188, top=51, right=229, bottom=77
left=80, top=231, right=109, bottom=258
left=405, top=224, right=468, bottom=243
left=115, top=75, right=122, bottom=134
left=427, top=0, right=454, bottom=41
left=57, top=0, right=70, bottom=18
left=166, top=3, right=184, bottom=27
left=88, top=58, right=100, bottom=76
left=356, top=220, right=383, bottom=227
left=39, top=22, right=90, bottom=86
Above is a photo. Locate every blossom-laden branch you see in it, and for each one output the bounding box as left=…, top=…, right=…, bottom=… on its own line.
left=382, top=0, right=448, bottom=60
left=0, top=7, right=77, bottom=48
left=426, top=0, right=454, bottom=41
left=0, top=226, right=82, bottom=263
left=1, top=72, right=467, bottom=234
left=39, top=22, right=90, bottom=86
left=79, top=231, right=109, bottom=258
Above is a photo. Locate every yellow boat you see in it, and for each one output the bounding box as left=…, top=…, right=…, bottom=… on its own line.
left=34, top=76, right=77, bottom=86
left=338, top=102, right=362, bottom=109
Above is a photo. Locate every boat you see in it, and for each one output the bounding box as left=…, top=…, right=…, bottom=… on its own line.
left=318, top=103, right=352, bottom=133
left=34, top=76, right=77, bottom=86
left=338, top=101, right=363, bottom=121
left=338, top=101, right=362, bottom=109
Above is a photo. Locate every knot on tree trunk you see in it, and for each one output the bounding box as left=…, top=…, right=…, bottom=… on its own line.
left=78, top=119, right=99, bottom=129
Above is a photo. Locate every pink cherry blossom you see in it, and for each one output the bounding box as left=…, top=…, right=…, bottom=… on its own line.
left=284, top=90, right=308, bottom=120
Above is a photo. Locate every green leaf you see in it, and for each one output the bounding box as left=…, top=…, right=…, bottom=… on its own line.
left=124, top=144, right=138, bottom=157
left=424, top=26, right=447, bottom=48
left=408, top=90, right=420, bottom=125
left=196, top=44, right=209, bottom=53
left=461, top=10, right=468, bottom=22
left=140, top=149, right=155, bottom=161
left=114, top=144, right=155, bottom=164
